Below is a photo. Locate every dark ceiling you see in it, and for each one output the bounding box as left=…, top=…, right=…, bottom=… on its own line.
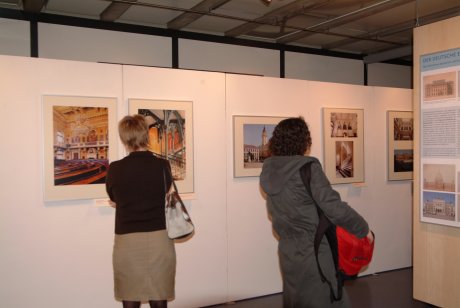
left=2, top=0, right=460, bottom=64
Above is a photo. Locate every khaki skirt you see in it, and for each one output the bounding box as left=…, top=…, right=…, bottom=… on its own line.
left=113, top=230, right=176, bottom=301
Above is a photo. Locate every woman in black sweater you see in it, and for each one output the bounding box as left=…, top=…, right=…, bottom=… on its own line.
left=106, top=115, right=175, bottom=308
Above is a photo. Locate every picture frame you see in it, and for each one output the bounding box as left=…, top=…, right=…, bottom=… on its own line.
left=42, top=95, right=118, bottom=201
left=323, top=108, right=364, bottom=184
left=233, top=115, right=286, bottom=177
left=129, top=99, right=194, bottom=194
left=387, top=111, right=413, bottom=181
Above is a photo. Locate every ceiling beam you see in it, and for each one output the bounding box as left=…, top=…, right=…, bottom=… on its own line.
left=276, top=0, right=413, bottom=44
left=225, top=0, right=330, bottom=37
left=167, top=0, right=231, bottom=30
left=22, top=0, right=47, bottom=13
left=100, top=0, right=138, bottom=22
left=98, top=0, right=407, bottom=48
left=323, top=4, right=460, bottom=50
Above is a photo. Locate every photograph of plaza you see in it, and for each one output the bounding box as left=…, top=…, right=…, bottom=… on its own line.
left=423, top=163, right=455, bottom=192
left=423, top=191, right=455, bottom=221
left=243, top=124, right=275, bottom=169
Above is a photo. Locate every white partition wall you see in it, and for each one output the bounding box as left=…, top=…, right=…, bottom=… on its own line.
left=0, top=55, right=412, bottom=308
left=225, top=77, right=413, bottom=303
left=225, top=75, right=309, bottom=300
left=366, top=87, right=413, bottom=271
left=122, top=66, right=228, bottom=308
left=0, top=56, right=124, bottom=308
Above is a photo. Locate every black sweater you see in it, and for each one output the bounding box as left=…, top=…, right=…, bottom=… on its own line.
left=106, top=151, right=172, bottom=235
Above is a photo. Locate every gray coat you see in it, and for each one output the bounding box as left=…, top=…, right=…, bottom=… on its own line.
left=260, top=155, right=369, bottom=308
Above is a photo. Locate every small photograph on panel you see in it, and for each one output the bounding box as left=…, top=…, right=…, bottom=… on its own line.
left=393, top=117, right=413, bottom=140
left=423, top=71, right=456, bottom=102
left=335, top=141, right=353, bottom=178
left=394, top=149, right=413, bottom=172
left=422, top=191, right=455, bottom=221
left=423, top=164, right=455, bottom=192
left=243, top=124, right=275, bottom=169
left=330, top=113, right=358, bottom=137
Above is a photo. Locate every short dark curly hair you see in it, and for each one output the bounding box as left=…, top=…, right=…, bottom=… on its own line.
left=269, top=117, right=312, bottom=156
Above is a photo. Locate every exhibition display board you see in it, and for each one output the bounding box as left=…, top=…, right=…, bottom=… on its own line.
left=414, top=15, right=460, bottom=308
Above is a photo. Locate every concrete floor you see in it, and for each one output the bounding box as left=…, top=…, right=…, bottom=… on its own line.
left=205, top=268, right=436, bottom=308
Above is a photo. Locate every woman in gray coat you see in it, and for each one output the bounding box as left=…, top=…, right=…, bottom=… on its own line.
left=260, top=117, right=373, bottom=308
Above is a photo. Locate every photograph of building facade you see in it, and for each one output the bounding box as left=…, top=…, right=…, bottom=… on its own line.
left=423, top=71, right=456, bottom=101
left=423, top=192, right=455, bottom=221
left=423, top=164, right=455, bottom=192
left=52, top=106, right=109, bottom=185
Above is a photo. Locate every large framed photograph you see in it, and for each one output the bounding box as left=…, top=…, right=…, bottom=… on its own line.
left=388, top=111, right=413, bottom=181
left=233, top=115, right=286, bottom=177
left=42, top=95, right=118, bottom=201
left=323, top=108, right=364, bottom=184
left=129, top=99, right=194, bottom=194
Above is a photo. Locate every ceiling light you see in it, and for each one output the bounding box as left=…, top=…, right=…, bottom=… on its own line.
left=260, top=0, right=272, bottom=6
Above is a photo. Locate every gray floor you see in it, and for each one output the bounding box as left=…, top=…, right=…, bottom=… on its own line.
left=205, top=268, right=436, bottom=308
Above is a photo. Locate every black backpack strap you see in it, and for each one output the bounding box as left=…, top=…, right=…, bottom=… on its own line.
left=299, top=162, right=343, bottom=301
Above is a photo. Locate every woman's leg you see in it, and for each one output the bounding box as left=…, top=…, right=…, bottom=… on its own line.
left=149, top=300, right=167, bottom=308
left=122, top=301, right=141, bottom=308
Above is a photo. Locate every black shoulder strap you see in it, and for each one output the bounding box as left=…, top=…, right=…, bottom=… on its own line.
left=299, top=162, right=343, bottom=302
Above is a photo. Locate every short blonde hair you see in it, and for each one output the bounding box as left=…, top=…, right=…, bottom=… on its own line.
left=118, top=114, right=149, bottom=151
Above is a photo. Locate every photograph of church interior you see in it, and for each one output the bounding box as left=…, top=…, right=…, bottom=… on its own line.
left=2, top=0, right=460, bottom=307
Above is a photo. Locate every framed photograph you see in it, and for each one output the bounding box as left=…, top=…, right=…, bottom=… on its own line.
left=388, top=111, right=413, bottom=181
left=42, top=95, right=118, bottom=201
left=323, top=108, right=364, bottom=184
left=233, top=115, right=286, bottom=177
left=129, top=99, right=194, bottom=194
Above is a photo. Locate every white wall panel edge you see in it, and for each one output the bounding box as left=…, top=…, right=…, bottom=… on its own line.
left=0, top=55, right=123, bottom=308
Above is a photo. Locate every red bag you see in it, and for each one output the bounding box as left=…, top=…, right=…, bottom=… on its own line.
left=336, top=226, right=374, bottom=276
